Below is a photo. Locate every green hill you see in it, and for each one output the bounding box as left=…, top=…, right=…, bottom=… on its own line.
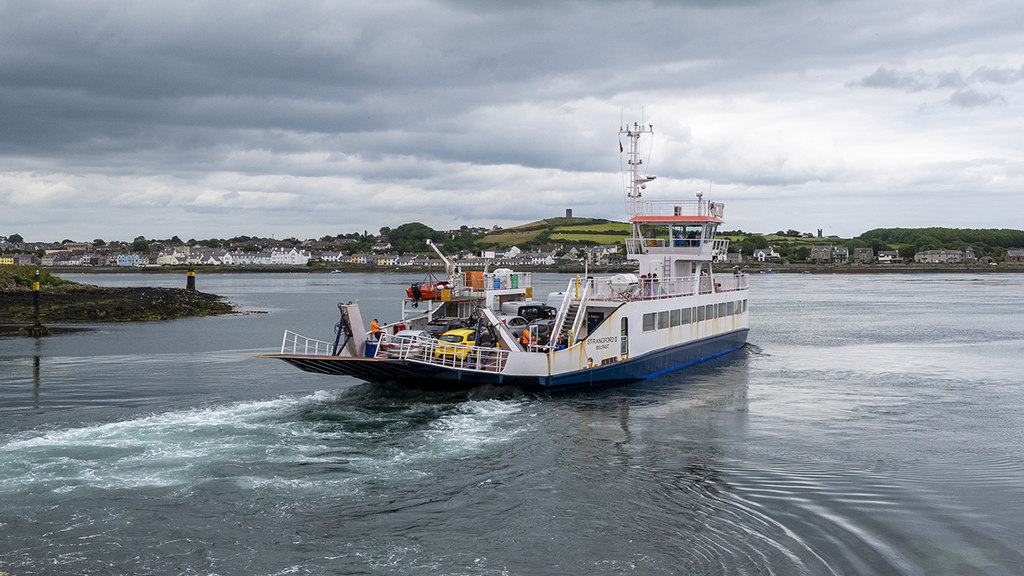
left=481, top=217, right=631, bottom=249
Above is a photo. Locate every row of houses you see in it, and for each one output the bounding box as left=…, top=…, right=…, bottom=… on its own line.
left=33, top=247, right=314, bottom=267
left=16, top=243, right=627, bottom=268
left=808, top=246, right=905, bottom=264
left=752, top=245, right=1000, bottom=265
left=323, top=244, right=624, bottom=268
left=11, top=242, right=1022, bottom=268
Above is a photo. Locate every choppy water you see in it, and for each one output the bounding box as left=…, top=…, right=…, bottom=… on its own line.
left=2, top=272, right=1022, bottom=575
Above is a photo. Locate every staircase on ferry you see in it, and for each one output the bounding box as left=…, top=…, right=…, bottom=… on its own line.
left=557, top=301, right=581, bottom=345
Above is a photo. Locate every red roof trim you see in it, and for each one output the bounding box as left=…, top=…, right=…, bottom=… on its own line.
left=629, top=215, right=722, bottom=223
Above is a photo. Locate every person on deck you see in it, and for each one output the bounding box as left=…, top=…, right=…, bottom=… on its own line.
left=370, top=319, right=381, bottom=341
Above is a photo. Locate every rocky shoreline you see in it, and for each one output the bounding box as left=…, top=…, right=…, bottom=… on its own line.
left=0, top=285, right=234, bottom=329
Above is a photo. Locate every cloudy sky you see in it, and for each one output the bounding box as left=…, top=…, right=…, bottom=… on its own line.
left=2, top=0, right=1022, bottom=243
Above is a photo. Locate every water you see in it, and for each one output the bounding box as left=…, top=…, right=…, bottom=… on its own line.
left=2, top=272, right=1022, bottom=575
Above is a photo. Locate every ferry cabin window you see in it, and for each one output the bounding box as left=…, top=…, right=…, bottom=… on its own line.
left=727, top=301, right=735, bottom=316
left=742, top=299, right=748, bottom=313
left=717, top=302, right=727, bottom=317
left=697, top=306, right=705, bottom=322
left=657, top=311, right=669, bottom=329
left=682, top=307, right=692, bottom=324
left=643, top=313, right=656, bottom=332
left=705, top=304, right=714, bottom=320
left=681, top=225, right=703, bottom=246
left=670, top=309, right=681, bottom=326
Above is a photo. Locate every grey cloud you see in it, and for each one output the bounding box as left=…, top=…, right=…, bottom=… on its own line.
left=853, top=63, right=1021, bottom=108
left=967, top=65, right=1024, bottom=84
left=948, top=89, right=1006, bottom=108
left=854, top=67, right=943, bottom=91
left=3, top=0, right=1024, bottom=241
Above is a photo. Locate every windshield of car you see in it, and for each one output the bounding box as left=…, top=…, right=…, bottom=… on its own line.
left=439, top=334, right=465, bottom=343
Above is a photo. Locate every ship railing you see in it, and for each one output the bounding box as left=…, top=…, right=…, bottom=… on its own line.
left=567, top=279, right=591, bottom=346
left=375, top=332, right=512, bottom=373
left=588, top=272, right=748, bottom=302
left=711, top=273, right=749, bottom=292
left=626, top=237, right=730, bottom=257
left=280, top=330, right=336, bottom=356
left=630, top=198, right=725, bottom=219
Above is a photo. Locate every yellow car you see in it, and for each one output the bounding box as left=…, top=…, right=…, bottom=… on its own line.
left=433, top=329, right=478, bottom=360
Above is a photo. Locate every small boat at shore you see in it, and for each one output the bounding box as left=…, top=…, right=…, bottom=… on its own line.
left=259, top=122, right=750, bottom=389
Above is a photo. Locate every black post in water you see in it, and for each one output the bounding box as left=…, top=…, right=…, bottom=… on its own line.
left=20, top=269, right=50, bottom=337
left=186, top=267, right=196, bottom=291
left=33, top=269, right=41, bottom=326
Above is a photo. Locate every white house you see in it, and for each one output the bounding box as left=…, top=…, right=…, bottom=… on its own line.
left=878, top=250, right=900, bottom=264
left=156, top=247, right=191, bottom=266
left=269, top=247, right=310, bottom=265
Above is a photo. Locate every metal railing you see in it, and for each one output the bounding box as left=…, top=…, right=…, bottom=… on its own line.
left=374, top=332, right=512, bottom=373
left=588, top=273, right=749, bottom=302
left=626, top=237, right=730, bottom=257
left=280, top=330, right=336, bottom=356
left=630, top=198, right=725, bottom=219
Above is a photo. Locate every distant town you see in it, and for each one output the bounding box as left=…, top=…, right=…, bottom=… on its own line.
left=2, top=220, right=1023, bottom=270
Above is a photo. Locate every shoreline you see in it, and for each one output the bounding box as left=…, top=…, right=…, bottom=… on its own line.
left=43, top=262, right=1024, bottom=275
left=0, top=285, right=235, bottom=328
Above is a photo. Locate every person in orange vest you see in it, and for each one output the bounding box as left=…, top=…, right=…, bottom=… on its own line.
left=370, top=319, right=381, bottom=341
left=521, top=328, right=534, bottom=347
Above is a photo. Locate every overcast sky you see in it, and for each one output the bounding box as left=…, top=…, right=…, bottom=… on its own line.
left=2, top=0, right=1022, bottom=243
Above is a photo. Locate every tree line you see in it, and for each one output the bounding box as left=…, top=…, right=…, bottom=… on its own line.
left=728, top=227, right=1024, bottom=262
left=6, top=225, right=1024, bottom=261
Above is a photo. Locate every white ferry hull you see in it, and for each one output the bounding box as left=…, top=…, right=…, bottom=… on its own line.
left=266, top=327, right=747, bottom=389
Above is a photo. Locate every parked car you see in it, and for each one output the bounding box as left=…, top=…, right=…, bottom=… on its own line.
left=527, top=318, right=556, bottom=346
left=495, top=315, right=529, bottom=331
left=424, top=317, right=468, bottom=338
left=386, top=329, right=433, bottom=358
left=433, top=329, right=478, bottom=360
left=500, top=301, right=557, bottom=322
left=520, top=304, right=556, bottom=322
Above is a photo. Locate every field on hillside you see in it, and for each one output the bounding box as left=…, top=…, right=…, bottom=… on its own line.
left=551, top=222, right=628, bottom=233
left=549, top=232, right=627, bottom=243
left=482, top=217, right=630, bottom=248
left=479, top=231, right=540, bottom=246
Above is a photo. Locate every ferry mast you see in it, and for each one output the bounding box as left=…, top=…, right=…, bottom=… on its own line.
left=620, top=121, right=655, bottom=220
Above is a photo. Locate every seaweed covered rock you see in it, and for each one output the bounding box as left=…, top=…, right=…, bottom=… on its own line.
left=0, top=285, right=234, bottom=323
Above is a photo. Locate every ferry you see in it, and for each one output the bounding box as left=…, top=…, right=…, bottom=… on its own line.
left=260, top=122, right=749, bottom=388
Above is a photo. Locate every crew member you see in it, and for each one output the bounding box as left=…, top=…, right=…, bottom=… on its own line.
left=521, top=328, right=534, bottom=348
left=370, top=318, right=381, bottom=341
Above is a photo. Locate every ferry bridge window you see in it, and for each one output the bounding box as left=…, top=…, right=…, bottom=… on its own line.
left=682, top=225, right=703, bottom=247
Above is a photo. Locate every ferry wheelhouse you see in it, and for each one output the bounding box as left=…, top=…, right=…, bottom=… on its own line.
left=260, top=122, right=749, bottom=388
